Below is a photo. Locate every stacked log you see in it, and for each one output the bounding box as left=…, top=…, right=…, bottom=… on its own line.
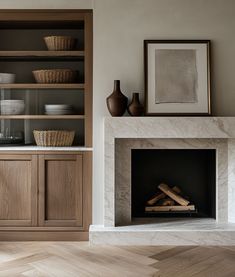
left=145, top=183, right=195, bottom=212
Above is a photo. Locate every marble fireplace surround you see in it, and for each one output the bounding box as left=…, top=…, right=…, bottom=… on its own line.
left=104, top=117, right=235, bottom=227
left=89, top=117, right=235, bottom=245
left=115, top=138, right=227, bottom=225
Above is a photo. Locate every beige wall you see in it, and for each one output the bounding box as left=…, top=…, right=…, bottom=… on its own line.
left=93, top=0, right=235, bottom=224
left=0, top=0, right=235, bottom=224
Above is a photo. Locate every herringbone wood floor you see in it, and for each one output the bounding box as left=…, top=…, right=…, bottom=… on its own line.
left=0, top=242, right=234, bottom=276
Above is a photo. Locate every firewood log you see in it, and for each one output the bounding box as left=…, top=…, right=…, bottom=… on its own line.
left=146, top=186, right=182, bottom=206
left=158, top=198, right=175, bottom=206
left=145, top=205, right=195, bottom=212
left=158, top=183, right=190, bottom=206
left=146, top=191, right=165, bottom=205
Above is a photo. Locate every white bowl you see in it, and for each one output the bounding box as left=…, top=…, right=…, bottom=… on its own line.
left=0, top=100, right=25, bottom=115
left=0, top=73, right=16, bottom=84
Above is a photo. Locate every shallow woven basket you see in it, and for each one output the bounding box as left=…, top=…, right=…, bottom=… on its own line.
left=44, top=36, right=76, bottom=51
left=33, top=69, right=77, bottom=84
left=33, top=130, right=75, bottom=147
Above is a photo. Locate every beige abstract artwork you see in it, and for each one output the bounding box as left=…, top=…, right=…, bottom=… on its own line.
left=155, top=49, right=198, bottom=103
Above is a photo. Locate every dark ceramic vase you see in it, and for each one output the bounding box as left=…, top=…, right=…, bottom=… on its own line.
left=128, top=93, right=144, bottom=116
left=106, top=80, right=128, bottom=116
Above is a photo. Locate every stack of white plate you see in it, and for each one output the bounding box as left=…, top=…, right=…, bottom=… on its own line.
left=0, top=100, right=25, bottom=115
left=44, top=104, right=73, bottom=115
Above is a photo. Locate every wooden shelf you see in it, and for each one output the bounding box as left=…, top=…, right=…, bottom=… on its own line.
left=0, top=51, right=85, bottom=57
left=0, top=115, right=85, bottom=120
left=0, top=51, right=85, bottom=61
left=0, top=83, right=85, bottom=89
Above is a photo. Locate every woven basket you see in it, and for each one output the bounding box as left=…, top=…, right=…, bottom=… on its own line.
left=33, top=69, right=77, bottom=84
left=44, top=36, right=76, bottom=51
left=33, top=130, right=75, bottom=147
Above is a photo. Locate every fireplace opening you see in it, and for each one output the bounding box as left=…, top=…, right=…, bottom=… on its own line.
left=131, top=149, right=216, bottom=219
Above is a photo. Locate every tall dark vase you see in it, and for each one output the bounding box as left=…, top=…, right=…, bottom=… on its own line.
left=106, top=80, right=128, bottom=116
left=128, top=93, right=144, bottom=116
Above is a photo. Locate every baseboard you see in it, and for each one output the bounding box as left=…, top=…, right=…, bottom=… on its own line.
left=0, top=231, right=89, bottom=241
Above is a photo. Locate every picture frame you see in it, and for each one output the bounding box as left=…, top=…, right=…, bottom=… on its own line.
left=144, top=40, right=211, bottom=115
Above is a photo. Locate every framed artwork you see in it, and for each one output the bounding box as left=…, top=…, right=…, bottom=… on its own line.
left=144, top=40, right=211, bottom=115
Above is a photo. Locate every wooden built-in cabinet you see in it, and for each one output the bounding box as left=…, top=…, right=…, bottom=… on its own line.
left=0, top=151, right=92, bottom=240
left=38, top=154, right=83, bottom=227
left=0, top=154, right=37, bottom=227
left=0, top=10, right=92, bottom=240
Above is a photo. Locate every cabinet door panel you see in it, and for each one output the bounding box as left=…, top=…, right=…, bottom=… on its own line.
left=39, top=154, right=83, bottom=227
left=0, top=155, right=37, bottom=226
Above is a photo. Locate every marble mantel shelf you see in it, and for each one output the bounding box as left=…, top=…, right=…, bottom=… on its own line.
left=104, top=117, right=235, bottom=139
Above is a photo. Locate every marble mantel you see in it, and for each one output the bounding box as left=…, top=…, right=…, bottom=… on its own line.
left=90, top=117, right=235, bottom=245
left=104, top=117, right=235, bottom=140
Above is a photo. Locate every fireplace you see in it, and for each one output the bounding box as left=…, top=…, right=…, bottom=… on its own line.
left=113, top=138, right=227, bottom=226
left=131, top=149, right=216, bottom=219
left=90, top=117, right=235, bottom=246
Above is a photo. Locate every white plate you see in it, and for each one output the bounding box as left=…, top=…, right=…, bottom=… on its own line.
left=45, top=104, right=72, bottom=110
left=45, top=110, right=73, bottom=115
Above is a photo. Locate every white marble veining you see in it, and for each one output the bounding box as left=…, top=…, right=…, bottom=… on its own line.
left=96, top=117, right=235, bottom=245
left=105, top=117, right=235, bottom=139
left=90, top=218, right=235, bottom=245
left=115, top=138, right=228, bottom=225
left=0, top=146, right=93, bottom=151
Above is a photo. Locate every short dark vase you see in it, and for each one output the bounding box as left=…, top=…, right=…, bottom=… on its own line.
left=106, top=80, right=128, bottom=116
left=128, top=93, right=144, bottom=116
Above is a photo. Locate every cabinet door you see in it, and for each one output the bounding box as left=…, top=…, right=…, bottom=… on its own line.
left=38, top=154, right=83, bottom=227
left=0, top=154, right=37, bottom=226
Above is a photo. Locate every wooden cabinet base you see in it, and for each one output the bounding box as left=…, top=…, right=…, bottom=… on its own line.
left=0, top=231, right=88, bottom=241
left=0, top=151, right=92, bottom=240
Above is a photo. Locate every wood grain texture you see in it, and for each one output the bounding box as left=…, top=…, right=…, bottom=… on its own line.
left=0, top=232, right=88, bottom=241
left=145, top=205, right=195, bottom=212
left=0, top=9, right=89, bottom=21
left=158, top=183, right=190, bottom=206
left=0, top=155, right=37, bottom=226
left=0, top=9, right=93, bottom=238
left=84, top=12, right=93, bottom=147
left=0, top=51, right=84, bottom=57
left=82, top=151, right=92, bottom=230
left=0, top=243, right=233, bottom=276
left=0, top=83, right=85, bottom=89
left=39, top=154, right=83, bottom=227
left=0, top=115, right=85, bottom=120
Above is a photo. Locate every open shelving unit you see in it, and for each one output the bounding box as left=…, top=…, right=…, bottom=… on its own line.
left=0, top=9, right=92, bottom=147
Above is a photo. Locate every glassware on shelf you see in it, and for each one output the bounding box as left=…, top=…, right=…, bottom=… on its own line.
left=0, top=128, right=24, bottom=145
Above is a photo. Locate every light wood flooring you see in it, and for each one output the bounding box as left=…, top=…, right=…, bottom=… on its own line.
left=0, top=242, right=234, bottom=276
